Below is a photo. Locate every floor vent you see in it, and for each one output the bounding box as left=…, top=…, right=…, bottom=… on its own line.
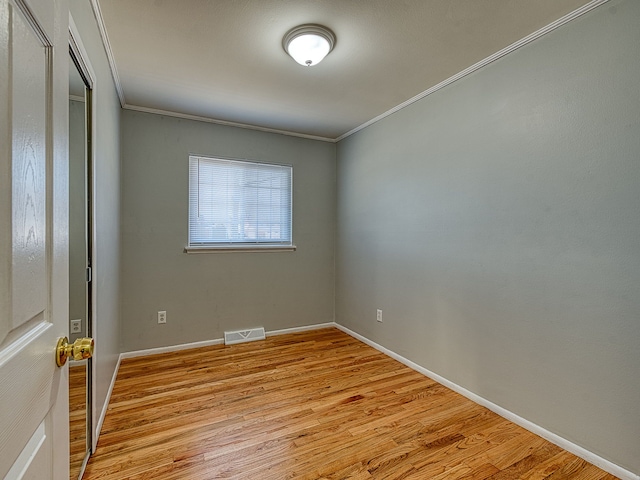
left=224, top=327, right=266, bottom=345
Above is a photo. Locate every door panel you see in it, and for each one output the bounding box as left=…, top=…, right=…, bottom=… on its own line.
left=5, top=422, right=49, bottom=479
left=9, top=0, right=47, bottom=333
left=0, top=0, right=68, bottom=478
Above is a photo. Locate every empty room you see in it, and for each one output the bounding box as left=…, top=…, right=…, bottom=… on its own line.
left=1, top=0, right=638, bottom=479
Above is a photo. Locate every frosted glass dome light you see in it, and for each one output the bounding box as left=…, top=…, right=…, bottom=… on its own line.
left=283, top=24, right=336, bottom=67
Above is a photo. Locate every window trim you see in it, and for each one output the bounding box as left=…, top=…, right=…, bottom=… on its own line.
left=186, top=154, right=296, bottom=253
left=184, top=244, right=297, bottom=254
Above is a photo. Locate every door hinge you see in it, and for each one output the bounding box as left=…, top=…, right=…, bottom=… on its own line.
left=86, top=266, right=92, bottom=282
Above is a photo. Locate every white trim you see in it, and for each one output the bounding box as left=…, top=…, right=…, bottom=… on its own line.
left=334, top=324, right=638, bottom=480
left=69, top=16, right=95, bottom=90
left=5, top=422, right=46, bottom=479
left=89, top=0, right=125, bottom=106
left=68, top=16, right=100, bottom=453
left=90, top=0, right=334, bottom=143
left=266, top=322, right=336, bottom=337
left=121, top=338, right=225, bottom=360
left=97, top=323, right=337, bottom=443
left=97, top=323, right=337, bottom=436
left=78, top=451, right=91, bottom=480
left=97, top=319, right=637, bottom=479
left=0, top=321, right=50, bottom=368
left=119, top=322, right=337, bottom=359
left=184, top=245, right=297, bottom=254
left=90, top=0, right=608, bottom=144
left=335, top=0, right=608, bottom=142
left=122, top=104, right=335, bottom=143
left=94, top=353, right=120, bottom=449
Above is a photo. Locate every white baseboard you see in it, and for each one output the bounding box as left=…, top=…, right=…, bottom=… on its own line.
left=96, top=322, right=338, bottom=444
left=266, top=322, right=336, bottom=337
left=334, top=323, right=638, bottom=480
left=119, top=322, right=337, bottom=360
left=94, top=354, right=121, bottom=451
left=120, top=337, right=225, bottom=360
left=95, top=321, right=636, bottom=479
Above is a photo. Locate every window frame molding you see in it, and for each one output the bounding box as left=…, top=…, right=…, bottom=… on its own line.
left=186, top=154, right=296, bottom=253
left=184, top=245, right=297, bottom=254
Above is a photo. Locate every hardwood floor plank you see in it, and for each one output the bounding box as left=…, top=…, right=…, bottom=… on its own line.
left=83, top=328, right=619, bottom=480
left=69, top=363, right=87, bottom=479
left=409, top=421, right=524, bottom=474
left=483, top=442, right=563, bottom=479
left=456, top=462, right=501, bottom=480
left=518, top=451, right=579, bottom=480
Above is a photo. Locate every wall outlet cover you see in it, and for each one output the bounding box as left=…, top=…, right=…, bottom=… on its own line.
left=70, top=319, right=82, bottom=334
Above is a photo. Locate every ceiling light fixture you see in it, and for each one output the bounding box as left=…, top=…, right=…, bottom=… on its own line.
left=283, top=24, right=336, bottom=67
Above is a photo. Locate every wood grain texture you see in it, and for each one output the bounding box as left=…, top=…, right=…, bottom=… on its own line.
left=69, top=363, right=87, bottom=480
left=83, top=328, right=617, bottom=479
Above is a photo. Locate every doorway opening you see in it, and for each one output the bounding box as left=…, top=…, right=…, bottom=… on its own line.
left=69, top=18, right=96, bottom=480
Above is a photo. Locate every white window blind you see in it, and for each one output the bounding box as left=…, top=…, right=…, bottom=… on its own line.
left=188, top=155, right=293, bottom=248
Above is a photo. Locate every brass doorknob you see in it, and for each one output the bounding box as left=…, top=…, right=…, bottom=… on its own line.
left=56, top=337, right=94, bottom=367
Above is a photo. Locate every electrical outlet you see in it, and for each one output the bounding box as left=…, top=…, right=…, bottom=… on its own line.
left=70, top=319, right=82, bottom=334
left=158, top=311, right=167, bottom=324
left=376, top=309, right=383, bottom=322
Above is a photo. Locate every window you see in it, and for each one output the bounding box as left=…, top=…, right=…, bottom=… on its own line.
left=187, top=155, right=294, bottom=251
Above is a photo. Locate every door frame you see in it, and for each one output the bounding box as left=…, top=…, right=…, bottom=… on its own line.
left=69, top=13, right=98, bottom=455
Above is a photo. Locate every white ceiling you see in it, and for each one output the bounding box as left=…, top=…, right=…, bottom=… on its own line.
left=97, top=0, right=592, bottom=141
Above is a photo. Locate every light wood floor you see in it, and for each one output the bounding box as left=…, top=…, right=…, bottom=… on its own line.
left=69, top=362, right=87, bottom=480
left=83, top=328, right=617, bottom=479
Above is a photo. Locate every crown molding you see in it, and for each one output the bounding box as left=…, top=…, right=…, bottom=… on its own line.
left=122, top=104, right=336, bottom=143
left=90, top=0, right=125, bottom=106
left=335, top=0, right=610, bottom=142
left=92, top=0, right=608, bottom=144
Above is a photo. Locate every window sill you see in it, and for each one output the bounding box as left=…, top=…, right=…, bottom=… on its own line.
left=184, top=245, right=297, bottom=254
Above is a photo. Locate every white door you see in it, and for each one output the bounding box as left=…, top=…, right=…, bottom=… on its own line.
left=0, top=0, right=68, bottom=478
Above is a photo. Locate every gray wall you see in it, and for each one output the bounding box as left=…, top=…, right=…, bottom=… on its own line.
left=120, top=111, right=336, bottom=352
left=70, top=0, right=122, bottom=443
left=336, top=0, right=639, bottom=474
